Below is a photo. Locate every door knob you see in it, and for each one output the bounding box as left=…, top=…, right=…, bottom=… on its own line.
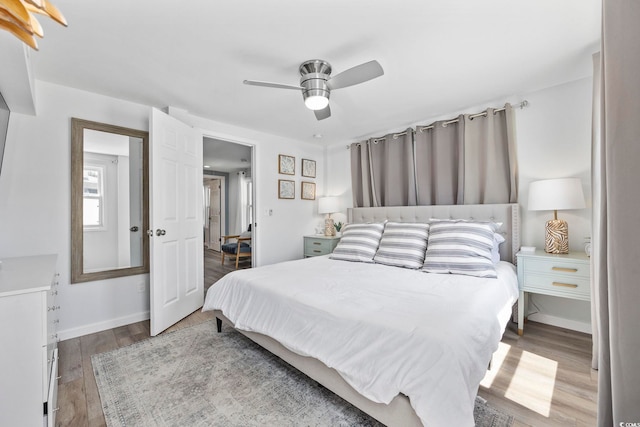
left=130, top=226, right=139, bottom=232
left=156, top=229, right=166, bottom=236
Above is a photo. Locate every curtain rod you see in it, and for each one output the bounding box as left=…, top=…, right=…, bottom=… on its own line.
left=347, top=100, right=529, bottom=149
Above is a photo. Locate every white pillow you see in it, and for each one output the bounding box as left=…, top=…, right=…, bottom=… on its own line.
left=330, top=222, right=385, bottom=263
left=422, top=221, right=497, bottom=278
left=373, top=222, right=429, bottom=269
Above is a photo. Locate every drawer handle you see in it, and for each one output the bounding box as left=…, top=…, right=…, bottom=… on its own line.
left=552, top=267, right=578, bottom=273
left=313, top=250, right=322, bottom=253
left=552, top=281, right=578, bottom=289
left=313, top=242, right=322, bottom=245
left=47, top=305, right=60, bottom=312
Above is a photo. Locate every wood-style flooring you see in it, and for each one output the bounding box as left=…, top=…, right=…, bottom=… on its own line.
left=55, top=253, right=597, bottom=426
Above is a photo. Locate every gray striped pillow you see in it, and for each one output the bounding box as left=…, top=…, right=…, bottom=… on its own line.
left=330, top=222, right=385, bottom=263
left=422, top=221, right=497, bottom=278
left=373, top=222, right=429, bottom=269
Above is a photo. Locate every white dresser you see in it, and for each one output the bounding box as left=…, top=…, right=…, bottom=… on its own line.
left=0, top=254, right=60, bottom=427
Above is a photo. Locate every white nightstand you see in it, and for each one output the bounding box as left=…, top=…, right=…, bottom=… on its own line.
left=516, top=250, right=590, bottom=335
left=304, top=235, right=341, bottom=258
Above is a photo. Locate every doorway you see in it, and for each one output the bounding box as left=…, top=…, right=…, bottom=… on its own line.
left=202, top=137, right=254, bottom=287
left=203, top=176, right=225, bottom=252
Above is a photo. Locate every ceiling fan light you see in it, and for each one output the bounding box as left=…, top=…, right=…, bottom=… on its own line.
left=305, top=95, right=329, bottom=111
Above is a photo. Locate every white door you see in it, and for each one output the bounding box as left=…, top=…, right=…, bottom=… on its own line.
left=150, top=108, right=203, bottom=336
left=210, top=179, right=221, bottom=251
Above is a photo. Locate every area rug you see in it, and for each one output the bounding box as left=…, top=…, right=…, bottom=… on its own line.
left=92, top=320, right=514, bottom=427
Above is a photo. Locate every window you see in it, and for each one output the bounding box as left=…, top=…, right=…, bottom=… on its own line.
left=83, top=165, right=105, bottom=229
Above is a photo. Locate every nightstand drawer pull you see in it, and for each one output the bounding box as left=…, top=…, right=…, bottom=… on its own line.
left=313, top=242, right=322, bottom=245
left=552, top=281, right=578, bottom=288
left=552, top=266, right=578, bottom=273
left=313, top=250, right=322, bottom=253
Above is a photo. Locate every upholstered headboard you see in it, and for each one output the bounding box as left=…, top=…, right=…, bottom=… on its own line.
left=347, top=204, right=520, bottom=264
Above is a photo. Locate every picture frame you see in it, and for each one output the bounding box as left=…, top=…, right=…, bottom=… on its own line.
left=278, top=154, right=295, bottom=175
left=278, top=179, right=295, bottom=199
left=301, top=181, right=316, bottom=200
left=301, top=158, right=316, bottom=178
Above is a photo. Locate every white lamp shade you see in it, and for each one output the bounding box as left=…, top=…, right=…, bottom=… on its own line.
left=528, top=178, right=586, bottom=211
left=318, top=196, right=339, bottom=214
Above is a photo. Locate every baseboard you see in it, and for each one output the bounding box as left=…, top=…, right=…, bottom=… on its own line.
left=57, top=311, right=150, bottom=341
left=527, top=312, right=592, bottom=334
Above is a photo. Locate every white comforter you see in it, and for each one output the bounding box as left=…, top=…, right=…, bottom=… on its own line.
left=203, top=256, right=518, bottom=426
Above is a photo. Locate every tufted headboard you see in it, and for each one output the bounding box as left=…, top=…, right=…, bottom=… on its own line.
left=347, top=204, right=520, bottom=264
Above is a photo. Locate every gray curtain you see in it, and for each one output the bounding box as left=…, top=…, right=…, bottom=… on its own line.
left=462, top=106, right=518, bottom=204
left=590, top=52, right=602, bottom=372
left=594, top=1, right=640, bottom=424
left=350, top=129, right=416, bottom=207
left=414, top=116, right=465, bottom=205
left=351, top=105, right=516, bottom=208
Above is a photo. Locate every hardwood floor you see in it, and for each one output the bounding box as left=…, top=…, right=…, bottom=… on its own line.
left=56, top=252, right=597, bottom=426
left=478, top=322, right=597, bottom=426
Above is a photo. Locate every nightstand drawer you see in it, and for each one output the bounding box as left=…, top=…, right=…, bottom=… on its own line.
left=522, top=273, right=590, bottom=300
left=305, top=239, right=333, bottom=255
left=524, top=258, right=589, bottom=278
left=303, top=236, right=340, bottom=257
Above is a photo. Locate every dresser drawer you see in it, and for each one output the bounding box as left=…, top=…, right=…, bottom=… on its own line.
left=523, top=257, right=589, bottom=278
left=521, top=273, right=590, bottom=301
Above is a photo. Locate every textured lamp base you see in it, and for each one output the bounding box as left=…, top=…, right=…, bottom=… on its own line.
left=545, top=219, right=569, bottom=254
left=324, top=218, right=335, bottom=236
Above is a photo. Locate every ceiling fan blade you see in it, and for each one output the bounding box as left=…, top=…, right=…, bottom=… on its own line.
left=314, top=105, right=331, bottom=121
left=326, top=60, right=384, bottom=90
left=243, top=80, right=303, bottom=91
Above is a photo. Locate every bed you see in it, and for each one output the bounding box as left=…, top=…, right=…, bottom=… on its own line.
left=203, top=204, right=520, bottom=426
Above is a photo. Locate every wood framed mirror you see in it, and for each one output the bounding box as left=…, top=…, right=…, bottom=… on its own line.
left=71, top=118, right=149, bottom=283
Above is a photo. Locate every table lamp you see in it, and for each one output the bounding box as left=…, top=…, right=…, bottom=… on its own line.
left=318, top=196, right=339, bottom=237
left=528, top=178, right=585, bottom=254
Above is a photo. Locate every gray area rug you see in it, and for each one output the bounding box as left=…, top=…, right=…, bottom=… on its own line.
left=92, top=320, right=514, bottom=426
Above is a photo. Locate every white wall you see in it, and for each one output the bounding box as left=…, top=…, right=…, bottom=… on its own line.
left=516, top=77, right=592, bottom=333
left=325, top=76, right=593, bottom=333
left=0, top=81, right=324, bottom=340
left=0, top=81, right=150, bottom=340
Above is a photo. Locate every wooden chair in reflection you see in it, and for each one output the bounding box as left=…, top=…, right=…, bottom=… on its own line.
left=220, top=231, right=251, bottom=269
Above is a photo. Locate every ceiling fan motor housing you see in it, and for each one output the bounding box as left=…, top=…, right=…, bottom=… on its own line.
left=300, top=60, right=331, bottom=109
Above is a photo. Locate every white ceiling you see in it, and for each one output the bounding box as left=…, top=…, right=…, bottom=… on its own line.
left=31, top=0, right=600, bottom=145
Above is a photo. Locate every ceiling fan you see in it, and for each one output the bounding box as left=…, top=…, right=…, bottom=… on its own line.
left=243, top=59, right=384, bottom=121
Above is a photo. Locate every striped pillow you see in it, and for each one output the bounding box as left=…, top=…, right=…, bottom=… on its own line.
left=422, top=221, right=497, bottom=278
left=330, top=222, right=385, bottom=263
left=373, top=222, right=429, bottom=269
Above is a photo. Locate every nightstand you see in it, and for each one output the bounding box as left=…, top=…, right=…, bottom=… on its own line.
left=516, top=250, right=590, bottom=335
left=304, top=235, right=341, bottom=258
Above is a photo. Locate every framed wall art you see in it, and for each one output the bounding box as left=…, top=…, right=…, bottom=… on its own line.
left=301, top=181, right=316, bottom=200
left=301, top=158, right=316, bottom=178
left=278, top=154, right=295, bottom=175
left=278, top=179, right=295, bottom=199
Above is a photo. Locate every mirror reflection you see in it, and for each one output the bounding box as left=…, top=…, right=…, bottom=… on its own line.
left=71, top=118, right=149, bottom=283
left=82, top=130, right=144, bottom=272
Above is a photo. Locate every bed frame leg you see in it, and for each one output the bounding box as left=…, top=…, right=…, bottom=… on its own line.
left=216, top=317, right=222, bottom=333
